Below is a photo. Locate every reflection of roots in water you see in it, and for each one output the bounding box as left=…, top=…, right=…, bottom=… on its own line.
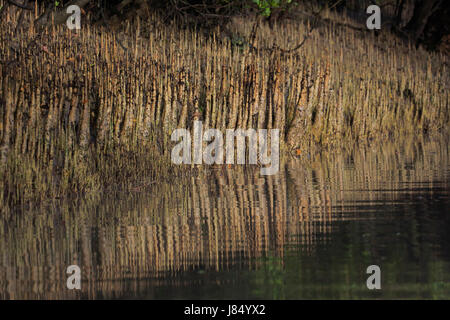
left=0, top=136, right=448, bottom=298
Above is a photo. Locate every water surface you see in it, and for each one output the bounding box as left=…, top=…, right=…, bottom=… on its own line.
left=1, top=137, right=449, bottom=299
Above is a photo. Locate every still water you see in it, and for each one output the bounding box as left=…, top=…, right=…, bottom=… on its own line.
left=0, top=137, right=449, bottom=299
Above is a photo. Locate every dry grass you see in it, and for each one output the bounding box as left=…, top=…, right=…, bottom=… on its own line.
left=0, top=3, right=449, bottom=206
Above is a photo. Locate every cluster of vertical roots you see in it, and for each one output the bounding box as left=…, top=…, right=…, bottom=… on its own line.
left=0, top=5, right=448, bottom=206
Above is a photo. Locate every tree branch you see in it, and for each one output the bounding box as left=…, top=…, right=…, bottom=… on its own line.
left=7, top=0, right=32, bottom=10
